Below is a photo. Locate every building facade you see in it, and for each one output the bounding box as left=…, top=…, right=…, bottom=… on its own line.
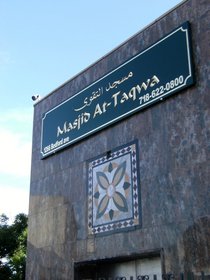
left=26, top=0, right=210, bottom=279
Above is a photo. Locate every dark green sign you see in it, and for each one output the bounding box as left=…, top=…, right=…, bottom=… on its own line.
left=41, top=22, right=194, bottom=158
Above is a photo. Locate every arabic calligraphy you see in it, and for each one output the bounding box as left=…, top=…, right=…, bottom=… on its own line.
left=74, top=87, right=103, bottom=112
left=106, top=71, right=133, bottom=91
left=74, top=72, right=133, bottom=112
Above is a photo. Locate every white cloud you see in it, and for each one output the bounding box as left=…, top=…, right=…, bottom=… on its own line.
left=0, top=108, right=32, bottom=124
left=0, top=184, right=29, bottom=222
left=0, top=128, right=32, bottom=177
left=0, top=108, right=33, bottom=177
left=0, top=108, right=32, bottom=220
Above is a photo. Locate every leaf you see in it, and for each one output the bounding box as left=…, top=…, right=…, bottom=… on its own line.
left=96, top=195, right=109, bottom=219
left=112, top=161, right=126, bottom=187
left=123, top=182, right=130, bottom=190
left=109, top=209, right=114, bottom=220
left=108, top=162, right=113, bottom=173
left=113, top=191, right=128, bottom=212
left=96, top=171, right=109, bottom=190
left=94, top=191, right=100, bottom=199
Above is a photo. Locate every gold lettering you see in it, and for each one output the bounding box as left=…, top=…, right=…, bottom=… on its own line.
left=56, top=112, right=91, bottom=136
left=57, top=125, right=64, bottom=137
left=68, top=122, right=74, bottom=131
left=73, top=118, right=78, bottom=129
left=150, top=75, right=160, bottom=87
left=111, top=91, right=121, bottom=107
left=120, top=92, right=129, bottom=103
left=74, top=87, right=103, bottom=111
left=84, top=112, right=91, bottom=122
left=93, top=104, right=103, bottom=118
left=102, top=102, right=111, bottom=112
left=57, top=121, right=70, bottom=137
left=128, top=87, right=137, bottom=100
left=136, top=79, right=151, bottom=93
left=106, top=71, right=133, bottom=91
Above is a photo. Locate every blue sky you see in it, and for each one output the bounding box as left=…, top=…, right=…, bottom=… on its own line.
left=0, top=0, right=181, bottom=221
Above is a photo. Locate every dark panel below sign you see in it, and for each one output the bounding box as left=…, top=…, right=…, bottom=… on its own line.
left=41, top=22, right=194, bottom=158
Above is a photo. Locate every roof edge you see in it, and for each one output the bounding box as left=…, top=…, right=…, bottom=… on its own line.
left=34, top=0, right=187, bottom=106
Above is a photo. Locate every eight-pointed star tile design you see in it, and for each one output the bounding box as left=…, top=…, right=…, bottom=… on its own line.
left=88, top=141, right=141, bottom=235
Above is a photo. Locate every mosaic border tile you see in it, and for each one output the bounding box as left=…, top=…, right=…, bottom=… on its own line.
left=87, top=140, right=141, bottom=235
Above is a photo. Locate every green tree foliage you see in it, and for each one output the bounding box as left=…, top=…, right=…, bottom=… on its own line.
left=0, top=213, right=28, bottom=280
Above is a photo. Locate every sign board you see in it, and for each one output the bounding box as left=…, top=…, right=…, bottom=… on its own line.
left=41, top=22, right=194, bottom=158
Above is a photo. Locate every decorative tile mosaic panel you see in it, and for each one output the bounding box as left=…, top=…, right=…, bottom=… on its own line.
left=87, top=140, right=141, bottom=235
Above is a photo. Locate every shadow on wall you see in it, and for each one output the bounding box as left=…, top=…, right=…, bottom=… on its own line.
left=26, top=242, right=74, bottom=280
left=183, top=215, right=210, bottom=273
